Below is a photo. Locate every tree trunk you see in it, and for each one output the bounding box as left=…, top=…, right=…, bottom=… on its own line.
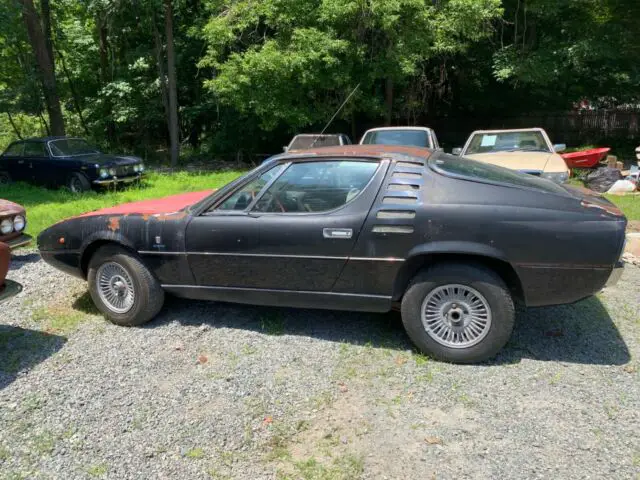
left=97, top=17, right=115, bottom=142
left=57, top=46, right=90, bottom=137
left=164, top=0, right=180, bottom=167
left=19, top=0, right=65, bottom=136
left=385, top=78, right=393, bottom=126
left=7, top=113, right=23, bottom=139
left=153, top=14, right=170, bottom=125
left=41, top=0, right=54, bottom=67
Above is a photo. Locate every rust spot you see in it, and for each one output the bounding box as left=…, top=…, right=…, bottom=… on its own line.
left=108, top=217, right=120, bottom=232
left=155, top=211, right=189, bottom=221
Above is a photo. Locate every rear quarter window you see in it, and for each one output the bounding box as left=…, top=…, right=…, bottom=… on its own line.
left=429, top=152, right=568, bottom=195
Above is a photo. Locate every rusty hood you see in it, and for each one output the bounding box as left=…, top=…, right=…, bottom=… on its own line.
left=79, top=190, right=213, bottom=218
left=0, top=199, right=25, bottom=216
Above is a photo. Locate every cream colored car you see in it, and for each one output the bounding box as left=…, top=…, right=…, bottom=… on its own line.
left=453, top=128, right=569, bottom=184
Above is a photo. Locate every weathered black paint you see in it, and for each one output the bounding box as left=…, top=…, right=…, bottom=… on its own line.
left=38, top=146, right=627, bottom=313
left=0, top=137, right=143, bottom=188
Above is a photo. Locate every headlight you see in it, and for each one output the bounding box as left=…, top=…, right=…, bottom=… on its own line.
left=139, top=163, right=145, bottom=172
left=542, top=172, right=569, bottom=184
left=134, top=164, right=144, bottom=173
left=109, top=168, right=117, bottom=176
left=0, top=218, right=13, bottom=235
left=99, top=168, right=109, bottom=178
left=13, top=215, right=25, bottom=232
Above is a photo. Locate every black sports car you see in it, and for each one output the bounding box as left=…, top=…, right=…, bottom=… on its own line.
left=37, top=145, right=626, bottom=363
left=0, top=137, right=145, bottom=192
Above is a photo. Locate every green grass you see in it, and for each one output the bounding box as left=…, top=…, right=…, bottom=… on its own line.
left=605, top=194, right=640, bottom=221
left=3, top=170, right=246, bottom=239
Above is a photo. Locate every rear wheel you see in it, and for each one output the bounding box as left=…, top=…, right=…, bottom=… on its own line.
left=87, top=245, right=165, bottom=326
left=401, top=263, right=515, bottom=364
left=68, top=172, right=91, bottom=193
left=0, top=171, right=12, bottom=186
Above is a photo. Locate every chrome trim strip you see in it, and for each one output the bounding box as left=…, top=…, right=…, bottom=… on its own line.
left=161, top=284, right=392, bottom=299
left=139, top=250, right=405, bottom=262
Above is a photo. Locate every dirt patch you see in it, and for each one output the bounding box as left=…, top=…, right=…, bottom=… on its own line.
left=627, top=220, right=640, bottom=233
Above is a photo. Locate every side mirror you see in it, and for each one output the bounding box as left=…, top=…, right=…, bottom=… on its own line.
left=283, top=146, right=289, bottom=153
left=553, top=144, right=566, bottom=153
left=452, top=147, right=462, bottom=156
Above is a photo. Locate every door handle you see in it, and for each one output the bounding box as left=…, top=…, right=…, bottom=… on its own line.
left=323, top=228, right=353, bottom=239
left=17, top=160, right=24, bottom=164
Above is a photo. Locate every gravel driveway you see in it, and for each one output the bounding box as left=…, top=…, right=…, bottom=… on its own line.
left=1, top=251, right=639, bottom=480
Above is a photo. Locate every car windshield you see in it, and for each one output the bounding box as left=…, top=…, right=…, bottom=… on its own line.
left=429, top=153, right=568, bottom=195
left=362, top=130, right=430, bottom=148
left=289, top=135, right=342, bottom=150
left=464, top=131, right=551, bottom=154
left=48, top=139, right=100, bottom=156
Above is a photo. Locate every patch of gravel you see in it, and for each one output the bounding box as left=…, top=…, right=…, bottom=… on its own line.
left=1, top=251, right=639, bottom=479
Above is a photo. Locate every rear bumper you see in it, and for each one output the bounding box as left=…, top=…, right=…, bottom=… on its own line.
left=605, top=261, right=624, bottom=288
left=93, top=173, right=144, bottom=186
left=6, top=234, right=32, bottom=250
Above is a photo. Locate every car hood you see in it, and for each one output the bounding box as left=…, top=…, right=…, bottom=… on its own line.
left=79, top=190, right=213, bottom=218
left=464, top=151, right=560, bottom=172
left=0, top=199, right=25, bottom=216
left=73, top=153, right=142, bottom=167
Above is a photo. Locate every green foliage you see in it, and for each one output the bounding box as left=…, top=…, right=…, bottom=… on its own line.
left=0, top=0, right=638, bottom=158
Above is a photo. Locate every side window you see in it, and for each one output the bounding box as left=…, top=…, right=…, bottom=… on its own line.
left=23, top=142, right=47, bottom=157
left=253, top=161, right=379, bottom=213
left=3, top=143, right=24, bottom=157
left=212, top=165, right=284, bottom=212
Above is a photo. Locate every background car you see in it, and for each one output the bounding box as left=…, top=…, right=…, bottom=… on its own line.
left=283, top=134, right=352, bottom=152
left=38, top=145, right=626, bottom=364
left=0, top=199, right=30, bottom=250
left=452, top=128, right=569, bottom=183
left=359, top=126, right=440, bottom=150
left=0, top=137, right=145, bottom=193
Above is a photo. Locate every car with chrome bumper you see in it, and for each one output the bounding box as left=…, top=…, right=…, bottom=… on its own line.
left=0, top=137, right=145, bottom=193
left=38, top=145, right=626, bottom=364
left=452, top=128, right=570, bottom=183
left=0, top=199, right=30, bottom=250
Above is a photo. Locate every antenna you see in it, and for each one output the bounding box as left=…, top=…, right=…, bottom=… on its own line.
left=310, top=83, right=361, bottom=148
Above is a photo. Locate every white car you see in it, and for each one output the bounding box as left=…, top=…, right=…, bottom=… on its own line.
left=359, top=126, right=440, bottom=150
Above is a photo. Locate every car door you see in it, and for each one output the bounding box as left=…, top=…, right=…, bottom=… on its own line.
left=1, top=142, right=27, bottom=181
left=186, top=158, right=389, bottom=291
left=22, top=141, right=50, bottom=185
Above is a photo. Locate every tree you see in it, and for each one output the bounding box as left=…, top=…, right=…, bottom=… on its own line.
left=164, top=0, right=179, bottom=167
left=18, top=0, right=65, bottom=136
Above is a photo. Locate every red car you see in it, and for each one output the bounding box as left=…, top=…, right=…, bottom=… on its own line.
left=0, top=199, right=31, bottom=249
left=0, top=242, right=21, bottom=302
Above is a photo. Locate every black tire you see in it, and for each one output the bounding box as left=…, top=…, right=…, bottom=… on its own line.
left=68, top=172, right=91, bottom=193
left=0, top=171, right=12, bottom=186
left=401, top=263, right=515, bottom=364
left=87, top=245, right=165, bottom=326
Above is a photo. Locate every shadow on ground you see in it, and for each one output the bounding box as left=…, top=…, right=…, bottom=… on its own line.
left=8, top=252, right=41, bottom=272
left=149, top=295, right=630, bottom=366
left=0, top=325, right=67, bottom=390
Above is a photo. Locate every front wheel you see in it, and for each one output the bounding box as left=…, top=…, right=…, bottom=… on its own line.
left=0, top=171, right=12, bottom=186
left=68, top=172, right=91, bottom=193
left=87, top=245, right=165, bottom=326
left=401, top=263, right=515, bottom=364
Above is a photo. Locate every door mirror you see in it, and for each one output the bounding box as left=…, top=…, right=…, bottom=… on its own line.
left=553, top=144, right=567, bottom=153
left=452, top=147, right=462, bottom=156
left=283, top=146, right=289, bottom=153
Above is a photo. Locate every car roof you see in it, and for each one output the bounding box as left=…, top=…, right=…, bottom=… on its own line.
left=363, top=126, right=433, bottom=133
left=13, top=136, right=84, bottom=143
left=292, top=133, right=347, bottom=137
left=469, top=128, right=545, bottom=134
left=280, top=144, right=433, bottom=159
